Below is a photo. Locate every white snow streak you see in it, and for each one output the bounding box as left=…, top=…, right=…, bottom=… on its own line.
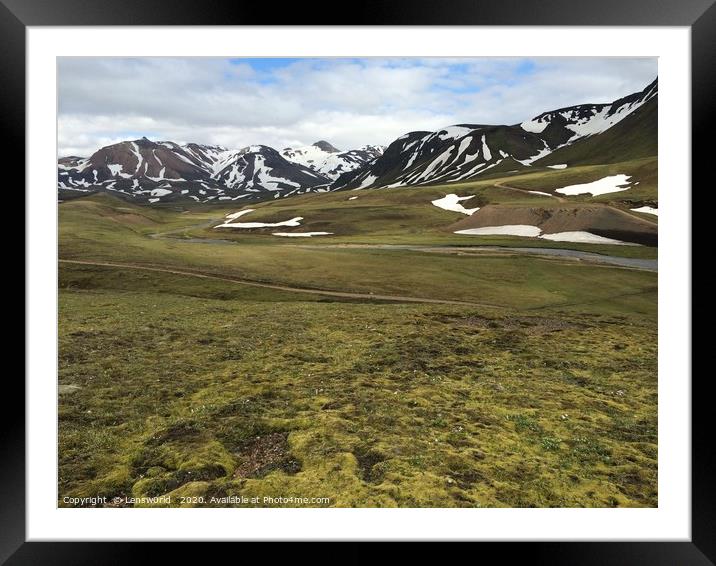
left=481, top=135, right=492, bottom=161
left=215, top=217, right=303, bottom=229
left=130, top=142, right=144, bottom=174
left=225, top=209, right=256, bottom=220
left=355, top=174, right=378, bottom=189
left=457, top=137, right=473, bottom=158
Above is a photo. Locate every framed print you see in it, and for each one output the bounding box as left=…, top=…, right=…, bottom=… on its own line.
left=9, top=0, right=707, bottom=561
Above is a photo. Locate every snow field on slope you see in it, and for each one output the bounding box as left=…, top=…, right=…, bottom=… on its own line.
left=431, top=194, right=480, bottom=215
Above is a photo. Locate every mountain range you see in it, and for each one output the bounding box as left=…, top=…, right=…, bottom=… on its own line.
left=58, top=138, right=384, bottom=203
left=58, top=78, right=657, bottom=203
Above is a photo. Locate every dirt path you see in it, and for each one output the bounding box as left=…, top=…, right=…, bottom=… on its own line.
left=493, top=182, right=658, bottom=227
left=149, top=218, right=219, bottom=239
left=494, top=181, right=566, bottom=203
left=59, top=259, right=504, bottom=309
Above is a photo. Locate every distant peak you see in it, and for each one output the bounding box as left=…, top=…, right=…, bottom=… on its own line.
left=133, top=136, right=157, bottom=148
left=312, top=140, right=340, bottom=153
left=238, top=144, right=273, bottom=155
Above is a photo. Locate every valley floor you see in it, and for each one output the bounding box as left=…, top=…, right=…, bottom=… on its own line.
left=58, top=175, right=658, bottom=508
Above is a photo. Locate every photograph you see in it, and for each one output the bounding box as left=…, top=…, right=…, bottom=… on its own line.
left=56, top=56, right=659, bottom=509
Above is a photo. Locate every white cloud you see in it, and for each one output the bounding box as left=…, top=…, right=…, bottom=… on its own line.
left=58, top=57, right=657, bottom=156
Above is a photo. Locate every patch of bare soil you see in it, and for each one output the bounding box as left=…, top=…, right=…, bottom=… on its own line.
left=449, top=204, right=657, bottom=245
left=233, top=432, right=301, bottom=479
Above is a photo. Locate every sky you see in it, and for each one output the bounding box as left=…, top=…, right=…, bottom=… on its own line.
left=57, top=57, right=657, bottom=156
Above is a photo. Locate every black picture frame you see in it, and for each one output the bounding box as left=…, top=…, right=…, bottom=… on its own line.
left=7, top=0, right=705, bottom=562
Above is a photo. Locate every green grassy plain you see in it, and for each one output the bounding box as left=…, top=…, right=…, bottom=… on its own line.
left=58, top=169, right=658, bottom=508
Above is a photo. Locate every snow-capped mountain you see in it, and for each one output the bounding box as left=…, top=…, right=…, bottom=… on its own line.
left=211, top=145, right=330, bottom=195
left=520, top=78, right=658, bottom=149
left=59, top=137, right=209, bottom=184
left=281, top=140, right=340, bottom=168
left=281, top=141, right=384, bottom=180
left=58, top=138, right=227, bottom=202
left=332, top=125, right=550, bottom=190
left=58, top=138, right=333, bottom=203
left=333, top=78, right=657, bottom=191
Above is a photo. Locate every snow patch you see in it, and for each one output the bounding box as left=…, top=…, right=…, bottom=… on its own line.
left=107, top=164, right=124, bottom=176
left=630, top=206, right=658, bottom=216
left=272, top=232, right=333, bottom=237
left=455, top=225, right=636, bottom=245
left=432, top=194, right=480, bottom=216
left=555, top=174, right=631, bottom=196
left=481, top=135, right=492, bottom=161
left=355, top=174, right=377, bottom=189
left=438, top=126, right=473, bottom=141
left=540, top=231, right=635, bottom=245
left=215, top=217, right=303, bottom=229
left=455, top=225, right=542, bottom=237
left=547, top=164, right=568, bottom=169
left=520, top=118, right=549, bottom=134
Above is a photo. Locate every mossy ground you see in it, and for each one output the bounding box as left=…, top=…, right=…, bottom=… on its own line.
left=58, top=173, right=657, bottom=508
left=59, top=264, right=656, bottom=508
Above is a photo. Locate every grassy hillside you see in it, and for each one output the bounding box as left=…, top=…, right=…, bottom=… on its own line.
left=495, top=157, right=658, bottom=206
